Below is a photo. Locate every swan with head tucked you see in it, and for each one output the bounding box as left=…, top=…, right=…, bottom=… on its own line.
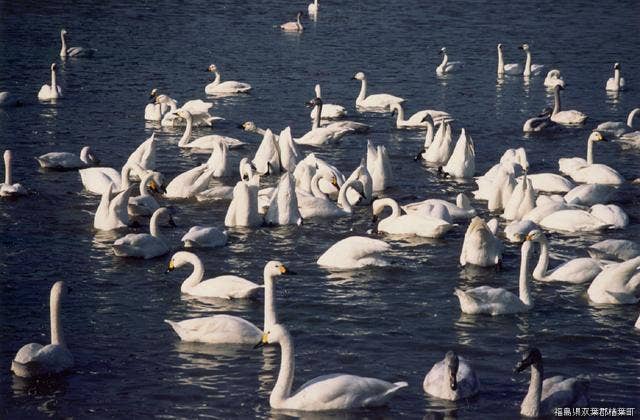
left=459, top=217, right=502, bottom=267
left=339, top=158, right=373, bottom=206
left=181, top=226, right=227, bottom=248
left=127, top=171, right=163, bottom=217
left=563, top=183, right=615, bottom=206
left=587, top=256, right=640, bottom=304
left=1, top=150, right=27, bottom=197
left=372, top=198, right=453, bottom=238
left=205, top=64, right=252, bottom=95
left=11, top=281, right=73, bottom=378
left=497, top=43, right=522, bottom=76
left=225, top=177, right=263, bottom=227
left=38, top=63, right=62, bottom=101
left=550, top=85, right=587, bottom=125
left=94, top=184, right=133, bottom=230
left=558, top=131, right=623, bottom=185
left=112, top=207, right=173, bottom=258
left=176, top=109, right=246, bottom=150
left=455, top=239, right=534, bottom=315
left=527, top=230, right=603, bottom=284
left=514, top=348, right=589, bottom=418
left=423, top=351, right=479, bottom=401
left=317, top=236, right=390, bottom=269
left=390, top=102, right=451, bottom=129
left=442, top=128, right=475, bottom=178
left=165, top=261, right=292, bottom=344
left=280, top=11, right=304, bottom=32
left=310, top=84, right=346, bottom=120
left=166, top=251, right=264, bottom=299
left=605, top=62, right=625, bottom=92
left=37, top=146, right=99, bottom=170
left=165, top=164, right=215, bottom=199
left=517, top=172, right=574, bottom=194
left=403, top=193, right=476, bottom=221
left=539, top=209, right=610, bottom=233
left=596, top=108, right=640, bottom=138
left=59, top=29, right=94, bottom=58
left=352, top=71, right=404, bottom=111
left=544, top=69, right=565, bottom=88
left=255, top=323, right=408, bottom=411
left=518, top=43, right=544, bottom=77
left=588, top=239, right=640, bottom=262
left=590, top=204, right=628, bottom=229
left=436, top=47, right=464, bottom=75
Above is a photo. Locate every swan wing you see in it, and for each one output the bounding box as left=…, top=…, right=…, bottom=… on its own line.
left=587, top=239, right=640, bottom=261
left=547, top=258, right=603, bottom=284
left=189, top=276, right=262, bottom=299
left=181, top=226, right=227, bottom=247
left=165, top=315, right=261, bottom=344
left=317, top=236, right=390, bottom=269
left=37, top=152, right=84, bottom=169
left=113, top=234, right=167, bottom=258
left=540, top=376, right=590, bottom=413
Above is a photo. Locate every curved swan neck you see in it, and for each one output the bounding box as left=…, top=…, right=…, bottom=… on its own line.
left=50, top=287, right=65, bottom=346
left=552, top=88, right=561, bottom=115
left=180, top=254, right=205, bottom=291
left=139, top=172, right=152, bottom=196
left=4, top=151, right=12, bottom=185
left=586, top=137, right=594, bottom=165
left=271, top=330, right=295, bottom=407
left=424, top=120, right=434, bottom=147
left=377, top=198, right=401, bottom=220
left=178, top=114, right=193, bottom=147
left=524, top=50, right=532, bottom=76
left=310, top=172, right=327, bottom=198
left=120, top=165, right=134, bottom=190
left=357, top=78, right=367, bottom=103
left=532, top=238, right=550, bottom=280
left=393, top=104, right=405, bottom=125
left=521, top=362, right=543, bottom=417
left=263, top=274, right=277, bottom=331
left=338, top=180, right=357, bottom=212
left=519, top=244, right=533, bottom=306
left=149, top=210, right=163, bottom=238
left=60, top=32, right=67, bottom=57
left=212, top=71, right=221, bottom=86
left=51, top=66, right=58, bottom=91
left=627, top=108, right=639, bottom=128
left=497, top=47, right=505, bottom=75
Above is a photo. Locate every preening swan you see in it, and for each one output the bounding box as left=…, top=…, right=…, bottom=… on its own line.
left=442, top=128, right=475, bottom=178
left=165, top=261, right=292, bottom=344
left=558, top=131, right=624, bottom=185
left=127, top=133, right=157, bottom=176
left=317, top=236, right=390, bottom=269
left=112, top=207, right=174, bottom=259
left=59, top=29, right=94, bottom=58
left=280, top=11, right=304, bottom=32
left=182, top=226, right=228, bottom=248
left=423, top=351, right=480, bottom=401
left=298, top=174, right=364, bottom=219
left=503, top=173, right=536, bottom=221
left=205, top=64, right=252, bottom=94
left=390, top=102, right=451, bottom=129
left=544, top=69, right=565, bottom=88
left=596, top=108, right=639, bottom=138
left=339, top=158, right=372, bottom=206
left=94, top=184, right=133, bottom=230
left=519, top=43, right=544, bottom=77
left=605, top=62, right=625, bottom=92
left=455, top=239, right=534, bottom=315
left=37, top=146, right=99, bottom=170
left=403, top=193, right=476, bottom=221
left=372, top=198, right=453, bottom=238
left=588, top=239, right=640, bottom=262
left=166, top=251, right=264, bottom=299
left=352, top=71, right=404, bottom=111
left=514, top=348, right=589, bottom=418
left=550, top=85, right=587, bottom=125
left=144, top=88, right=168, bottom=121
left=590, top=204, right=628, bottom=229
left=310, top=84, right=346, bottom=120
left=1, top=150, right=27, bottom=197
left=255, top=323, right=408, bottom=411
left=206, top=139, right=230, bottom=178
left=176, top=109, right=246, bottom=150
left=587, top=256, right=640, bottom=304
left=436, top=47, right=464, bottom=75
left=459, top=217, right=502, bottom=267
left=38, top=63, right=62, bottom=101
left=497, top=43, right=522, bottom=76
left=11, top=281, right=73, bottom=378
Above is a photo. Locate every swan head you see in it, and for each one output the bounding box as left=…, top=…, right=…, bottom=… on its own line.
left=514, top=348, right=542, bottom=373
left=50, top=63, right=57, bottom=71
left=264, top=260, right=296, bottom=278
left=588, top=131, right=607, bottom=143
left=207, top=64, right=218, bottom=73
left=240, top=121, right=257, bottom=132
left=438, top=47, right=447, bottom=55
left=306, top=97, right=322, bottom=108
left=61, top=29, right=68, bottom=36
left=176, top=109, right=193, bottom=120
left=51, top=280, right=69, bottom=300
left=613, top=62, right=621, bottom=70
left=525, top=229, right=544, bottom=242
left=166, top=251, right=196, bottom=273
left=497, top=43, right=503, bottom=50
left=538, top=107, right=553, bottom=117
left=445, top=351, right=459, bottom=390
left=352, top=71, right=366, bottom=81
left=518, top=43, right=530, bottom=51
left=254, top=323, right=290, bottom=348
left=149, top=88, right=158, bottom=100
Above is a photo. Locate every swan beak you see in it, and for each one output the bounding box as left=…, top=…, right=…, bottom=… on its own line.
left=449, top=370, right=458, bottom=390
left=330, top=177, right=339, bottom=188
left=237, top=123, right=246, bottom=129
left=372, top=214, right=378, bottom=224
left=414, top=149, right=425, bottom=161
left=518, top=45, right=524, bottom=50
left=168, top=217, right=177, bottom=228
left=254, top=332, right=269, bottom=349
left=280, top=265, right=297, bottom=275
left=514, top=360, right=527, bottom=373
left=165, top=259, right=175, bottom=273
left=148, top=180, right=159, bottom=193
left=525, top=234, right=533, bottom=241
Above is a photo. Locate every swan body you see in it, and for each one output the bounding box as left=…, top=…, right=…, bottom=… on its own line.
left=544, top=69, right=565, bottom=88
left=1, top=150, right=27, bottom=197
left=59, top=29, right=94, bottom=58
left=298, top=175, right=362, bottom=219
left=523, top=201, right=570, bottom=224
left=265, top=173, right=302, bottom=226
left=176, top=109, right=246, bottom=150
left=278, top=127, right=300, bottom=172
left=587, top=256, right=640, bottom=304
left=596, top=108, right=639, bottom=138
left=310, top=84, right=346, bottom=120
left=563, top=184, right=615, bottom=206
left=352, top=72, right=404, bottom=111
left=11, top=282, right=73, bottom=378
left=590, top=204, right=628, bottom=229
left=195, top=158, right=255, bottom=201
left=550, top=85, right=587, bottom=125
left=37, top=146, right=99, bottom=171
left=442, top=128, right=475, bottom=178
left=94, top=184, right=133, bottom=230
left=503, top=174, right=536, bottom=221
left=205, top=64, right=252, bottom=94
left=459, top=217, right=502, bottom=267
left=497, top=44, right=522, bottom=75
left=423, top=351, right=479, bottom=401
left=296, top=97, right=352, bottom=146
left=436, top=47, right=464, bottom=75
left=373, top=198, right=452, bottom=238
left=518, top=173, right=574, bottom=194
left=161, top=98, right=218, bottom=127
left=422, top=121, right=454, bottom=165
left=225, top=177, right=262, bottom=227
left=403, top=193, right=476, bottom=221
left=253, top=129, right=281, bottom=175
left=127, top=171, right=162, bottom=217
left=181, top=226, right=228, bottom=248
left=112, top=207, right=172, bottom=258
left=308, top=0, right=318, bottom=15
left=38, top=63, right=62, bottom=101
left=317, top=236, right=390, bottom=269
left=79, top=162, right=147, bottom=195
left=485, top=165, right=517, bottom=212
left=455, top=240, right=534, bottom=315
left=539, top=209, right=610, bottom=233
left=523, top=109, right=553, bottom=133
left=519, top=43, right=544, bottom=76
left=280, top=12, right=304, bottom=32
left=257, top=324, right=408, bottom=411
left=165, top=164, right=215, bottom=199
left=605, top=63, right=625, bottom=92
left=144, top=89, right=168, bottom=121
left=390, top=102, right=451, bottom=129
left=588, top=239, right=640, bottom=262
left=367, top=140, right=392, bottom=191
left=206, top=139, right=230, bottom=178
left=127, top=134, right=157, bottom=176
left=559, top=131, right=623, bottom=185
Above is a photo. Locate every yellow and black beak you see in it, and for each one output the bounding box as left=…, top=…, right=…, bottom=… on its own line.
left=165, top=259, right=175, bottom=273
left=253, top=332, right=269, bottom=349
left=148, top=180, right=159, bottom=193
left=279, top=265, right=297, bottom=275
left=330, top=177, right=338, bottom=188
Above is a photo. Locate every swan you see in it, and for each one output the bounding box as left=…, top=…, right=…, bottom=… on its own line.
left=37, top=63, right=62, bottom=101
left=265, top=173, right=302, bottom=226
left=523, top=200, right=570, bottom=224
left=596, top=108, right=639, bottom=138
left=11, top=281, right=73, bottom=378
left=196, top=158, right=255, bottom=201
left=340, top=158, right=373, bottom=206
left=590, top=204, right=628, bottom=229
left=240, top=121, right=279, bottom=141
left=59, top=29, right=94, bottom=58
left=423, top=351, right=480, bottom=401
left=0, top=91, right=22, bottom=107
left=422, top=120, right=454, bottom=165
left=295, top=153, right=345, bottom=197
left=523, top=108, right=554, bottom=133
left=1, top=150, right=27, bottom=197
left=144, top=88, right=168, bottom=121
left=519, top=44, right=544, bottom=76
left=127, top=133, right=157, bottom=176
left=310, top=84, right=346, bottom=120
left=587, top=256, right=640, bottom=304
left=79, top=162, right=144, bottom=195
left=37, top=146, right=99, bottom=170
left=181, top=226, right=228, bottom=248
left=559, top=131, right=623, bottom=185
left=539, top=209, right=610, bottom=233
left=166, top=251, right=264, bottom=299
left=308, top=0, right=318, bottom=15
left=588, top=239, right=640, bottom=262
left=295, top=98, right=352, bottom=146
left=403, top=193, right=476, bottom=221
left=436, top=47, right=463, bottom=75
left=563, top=184, right=615, bottom=206
left=605, top=62, right=625, bottom=92
left=518, top=173, right=574, bottom=194
left=497, top=43, right=522, bottom=76
left=550, top=85, right=587, bottom=125
left=176, top=110, right=246, bottom=150
left=459, top=217, right=502, bottom=267
left=372, top=198, right=452, bottom=238
left=527, top=229, right=603, bottom=283
left=224, top=177, right=262, bottom=227
left=112, top=207, right=173, bottom=258
left=160, top=97, right=218, bottom=127
left=544, top=69, right=565, bottom=88
left=503, top=173, right=536, bottom=221
left=390, top=102, right=451, bottom=129
left=94, top=184, right=133, bottom=230
left=253, top=129, right=281, bottom=175
left=128, top=171, right=163, bottom=217
left=204, top=139, right=230, bottom=178
left=311, top=94, right=369, bottom=133
left=367, top=140, right=392, bottom=191
left=514, top=348, right=589, bottom=418
left=455, top=239, right=534, bottom=315
left=278, top=127, right=300, bottom=173
left=505, top=219, right=538, bottom=243
left=298, top=175, right=364, bottom=219
left=205, top=64, right=252, bottom=95
left=442, top=128, right=475, bottom=178
left=352, top=72, right=404, bottom=111
left=255, top=323, right=408, bottom=410
left=165, top=164, right=215, bottom=199
left=280, top=11, right=304, bottom=32
left=482, top=164, right=517, bottom=211
left=317, top=236, right=390, bottom=269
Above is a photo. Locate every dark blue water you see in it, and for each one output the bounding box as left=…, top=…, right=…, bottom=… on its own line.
left=1, top=0, right=639, bottom=418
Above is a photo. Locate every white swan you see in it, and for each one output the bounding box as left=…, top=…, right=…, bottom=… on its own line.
left=11, top=281, right=73, bottom=378
left=59, top=29, right=94, bottom=58
left=278, top=127, right=300, bottom=172
left=340, top=158, right=372, bottom=206
left=352, top=71, right=404, bottom=111
left=544, top=69, right=565, bottom=88
left=455, top=239, right=534, bottom=315
left=308, top=0, right=318, bottom=15
left=519, top=44, right=544, bottom=76
left=112, top=207, right=173, bottom=258
left=298, top=175, right=363, bottom=219
left=165, top=261, right=292, bottom=344
left=550, top=85, right=587, bottom=125
left=37, top=146, right=99, bottom=170
left=317, top=236, right=390, bottom=269
left=403, top=193, right=476, bottom=221
left=522, top=109, right=553, bottom=133
left=240, top=121, right=279, bottom=141
left=94, top=184, right=133, bottom=230
left=79, top=163, right=143, bottom=195
left=37, top=63, right=62, bottom=101
left=503, top=173, right=536, bottom=221
left=310, top=84, right=346, bottom=120
left=423, top=351, right=480, bottom=401
left=479, top=164, right=517, bottom=211
left=280, top=11, right=304, bottom=32
left=605, top=62, right=625, bottom=92
left=367, top=140, right=392, bottom=191
left=255, top=324, right=408, bottom=410
left=265, top=173, right=302, bottom=226
left=295, top=98, right=352, bottom=146
left=205, top=139, right=230, bottom=178
left=518, top=173, right=574, bottom=194
left=588, top=239, right=640, bottom=262
left=559, top=131, right=623, bottom=185
left=1, top=150, right=27, bottom=197
left=505, top=219, right=538, bottom=243
left=205, top=64, right=252, bottom=95
left=459, top=217, right=502, bottom=267
left=373, top=198, right=452, bottom=238
left=563, top=183, right=615, bottom=206
left=127, top=133, right=157, bottom=176
left=176, top=109, right=246, bottom=150
left=165, top=164, right=215, bottom=199
left=514, top=348, right=589, bottom=418
left=127, top=171, right=162, bottom=217
left=497, top=43, right=522, bottom=76
left=253, top=129, right=281, bottom=175
left=181, top=226, right=228, bottom=248
left=196, top=158, right=255, bottom=201
left=596, top=108, right=639, bottom=138
left=436, top=47, right=463, bottom=75
left=390, top=102, right=451, bottom=129
left=422, top=120, right=454, bottom=166
left=224, top=177, right=262, bottom=227
left=144, top=89, right=168, bottom=121
left=442, top=128, right=475, bottom=178
left=539, top=209, right=610, bottom=233
left=527, top=230, right=603, bottom=284
left=590, top=204, right=628, bottom=229
left=587, top=256, right=640, bottom=304
left=160, top=97, right=218, bottom=127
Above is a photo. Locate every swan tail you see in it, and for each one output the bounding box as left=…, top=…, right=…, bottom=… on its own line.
left=363, top=381, right=408, bottom=407
left=454, top=288, right=477, bottom=311
left=164, top=319, right=188, bottom=340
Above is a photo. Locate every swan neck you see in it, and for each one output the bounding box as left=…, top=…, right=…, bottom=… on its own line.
left=338, top=180, right=355, bottom=212
left=519, top=246, right=533, bottom=306
left=524, top=51, right=532, bottom=76
left=271, top=331, right=295, bottom=407
left=627, top=109, right=639, bottom=128
left=394, top=104, right=405, bottom=125
left=614, top=68, right=620, bottom=85
left=181, top=254, right=204, bottom=291
left=441, top=53, right=448, bottom=67
left=50, top=287, right=65, bottom=346
left=552, top=88, right=560, bottom=115
left=521, top=362, right=543, bottom=417
left=357, top=79, right=367, bottom=103
left=179, top=115, right=193, bottom=147
left=312, top=102, right=322, bottom=129
left=310, top=172, right=327, bottom=198
left=497, top=48, right=504, bottom=75
left=533, top=238, right=549, bottom=280
left=139, top=173, right=151, bottom=196
left=263, top=274, right=277, bottom=331
left=51, top=67, right=57, bottom=90
left=149, top=210, right=162, bottom=238
left=120, top=165, right=133, bottom=190
left=424, top=121, right=434, bottom=147
left=586, top=138, right=594, bottom=165
left=213, top=71, right=221, bottom=86
left=4, top=153, right=12, bottom=185
left=60, top=32, right=67, bottom=57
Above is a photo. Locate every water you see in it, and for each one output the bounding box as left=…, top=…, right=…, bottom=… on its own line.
left=1, top=0, right=639, bottom=418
